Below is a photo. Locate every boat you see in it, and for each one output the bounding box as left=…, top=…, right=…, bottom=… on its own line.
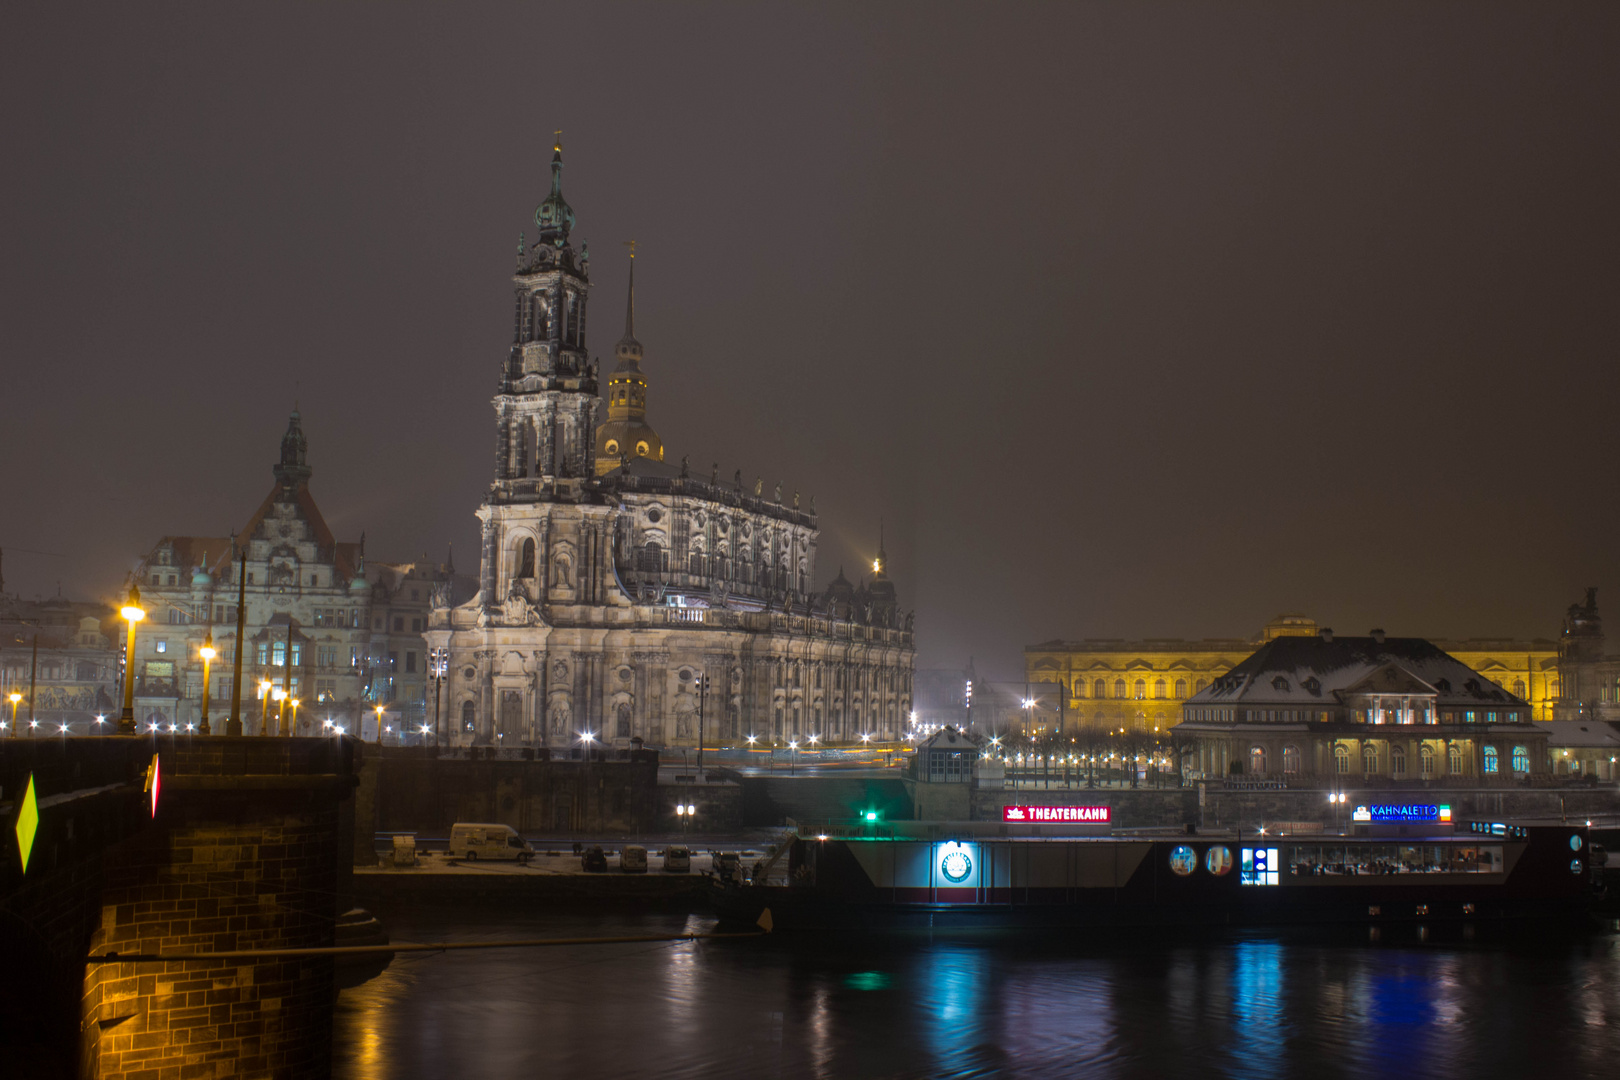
left=712, top=816, right=1598, bottom=931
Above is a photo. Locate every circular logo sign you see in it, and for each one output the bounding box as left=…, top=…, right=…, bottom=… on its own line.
left=940, top=849, right=973, bottom=883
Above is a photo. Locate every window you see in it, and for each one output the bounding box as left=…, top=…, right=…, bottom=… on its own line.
left=1283, top=745, right=1301, bottom=775
left=411, top=618, right=423, bottom=632
left=318, top=645, right=338, bottom=668
left=1511, top=746, right=1529, bottom=774
left=410, top=589, right=419, bottom=601
left=151, top=573, right=160, bottom=585
left=393, top=617, right=404, bottom=632
left=1513, top=679, right=1526, bottom=698
left=1420, top=745, right=1435, bottom=777
left=272, top=641, right=286, bottom=667
left=1154, top=679, right=1167, bottom=699
left=1240, top=847, right=1280, bottom=886
left=1249, top=746, right=1266, bottom=775
left=1391, top=745, right=1407, bottom=777
left=154, top=640, right=167, bottom=654
left=1094, top=679, right=1107, bottom=699
left=461, top=700, right=475, bottom=730
left=1483, top=746, right=1498, bottom=774
left=310, top=575, right=318, bottom=587
left=256, top=643, right=269, bottom=665
left=1174, top=679, right=1187, bottom=698
left=1134, top=679, right=1146, bottom=700
left=518, top=538, right=536, bottom=578
left=1114, top=679, right=1127, bottom=699
left=1448, top=744, right=1463, bottom=775
left=1362, top=745, right=1378, bottom=775
left=1335, top=746, right=1350, bottom=774
left=406, top=651, right=417, bottom=674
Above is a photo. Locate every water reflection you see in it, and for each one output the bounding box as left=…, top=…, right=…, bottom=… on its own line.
left=333, top=910, right=1620, bottom=1080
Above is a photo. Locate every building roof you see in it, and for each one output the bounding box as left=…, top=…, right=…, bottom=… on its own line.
left=1185, top=634, right=1530, bottom=710
left=1540, top=720, right=1620, bottom=749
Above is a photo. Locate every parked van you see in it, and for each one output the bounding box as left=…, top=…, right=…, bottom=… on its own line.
left=448, top=823, right=534, bottom=863
left=713, top=851, right=741, bottom=882
left=663, top=845, right=691, bottom=873
left=621, top=845, right=648, bottom=873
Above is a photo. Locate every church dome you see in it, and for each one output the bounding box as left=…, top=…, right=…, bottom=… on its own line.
left=534, top=140, right=575, bottom=243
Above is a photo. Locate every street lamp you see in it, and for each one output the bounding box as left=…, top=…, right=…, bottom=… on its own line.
left=7, top=692, right=19, bottom=737
left=118, top=584, right=147, bottom=734
left=288, top=697, right=301, bottom=735
left=374, top=704, right=386, bottom=744
left=197, top=633, right=216, bottom=735
left=428, top=647, right=448, bottom=749
left=789, top=739, right=799, bottom=776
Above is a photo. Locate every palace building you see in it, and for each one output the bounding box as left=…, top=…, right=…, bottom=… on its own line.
left=1175, top=630, right=1545, bottom=784
left=129, top=414, right=458, bottom=736
left=1027, top=615, right=1562, bottom=734
left=424, top=140, right=914, bottom=749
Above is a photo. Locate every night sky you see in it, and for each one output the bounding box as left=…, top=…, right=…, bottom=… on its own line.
left=4, top=4, right=1618, bottom=678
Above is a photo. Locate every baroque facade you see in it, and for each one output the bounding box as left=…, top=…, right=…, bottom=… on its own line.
left=1027, top=615, right=1563, bottom=733
left=130, top=415, right=459, bottom=735
left=1175, top=630, right=1546, bottom=785
left=426, top=141, right=915, bottom=749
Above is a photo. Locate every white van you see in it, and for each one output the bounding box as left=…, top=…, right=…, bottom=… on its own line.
left=448, top=823, right=534, bottom=863
left=621, top=845, right=648, bottom=873
left=663, top=845, right=691, bottom=873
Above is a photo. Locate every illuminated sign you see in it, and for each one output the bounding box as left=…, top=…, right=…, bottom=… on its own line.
left=14, top=774, right=38, bottom=872
left=1351, top=804, right=1450, bottom=823
left=1002, top=805, right=1111, bottom=824
left=940, top=847, right=973, bottom=882
left=1241, top=847, right=1279, bottom=886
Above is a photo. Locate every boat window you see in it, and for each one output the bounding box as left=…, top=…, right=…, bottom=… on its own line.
left=1287, top=844, right=1502, bottom=876
left=1240, top=847, right=1279, bottom=885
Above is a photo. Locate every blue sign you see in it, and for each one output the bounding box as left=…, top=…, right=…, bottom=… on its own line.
left=1351, top=803, right=1450, bottom=823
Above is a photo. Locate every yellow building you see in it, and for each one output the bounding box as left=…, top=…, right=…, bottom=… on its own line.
left=1430, top=638, right=1559, bottom=722
left=1028, top=616, right=1560, bottom=733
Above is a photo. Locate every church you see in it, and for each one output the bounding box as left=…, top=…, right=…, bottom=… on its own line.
left=425, top=140, right=915, bottom=749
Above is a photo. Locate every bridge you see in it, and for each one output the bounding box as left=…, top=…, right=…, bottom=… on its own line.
left=1, top=736, right=357, bottom=1079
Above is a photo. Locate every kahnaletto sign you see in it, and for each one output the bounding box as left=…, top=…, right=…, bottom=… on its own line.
left=1352, top=803, right=1450, bottom=824
left=1002, top=805, right=1111, bottom=824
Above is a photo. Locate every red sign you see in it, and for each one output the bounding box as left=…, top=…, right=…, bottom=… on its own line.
left=1002, top=804, right=1110, bottom=823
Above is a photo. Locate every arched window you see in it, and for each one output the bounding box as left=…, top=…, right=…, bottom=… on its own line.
left=1390, top=745, right=1407, bottom=777
left=1174, top=679, right=1188, bottom=698
left=1113, top=679, right=1127, bottom=699
left=517, top=538, right=536, bottom=579
left=637, top=542, right=662, bottom=573
left=1195, top=678, right=1208, bottom=693
left=1362, top=745, right=1378, bottom=775
left=1153, top=679, right=1167, bottom=699
left=1095, top=679, right=1107, bottom=699
left=1483, top=745, right=1498, bottom=774
left=1249, top=746, right=1266, bottom=775
left=460, top=700, right=475, bottom=731
left=1134, top=679, right=1146, bottom=700
left=1282, top=745, right=1301, bottom=775
left=1073, top=679, right=1086, bottom=699
left=1511, top=745, right=1530, bottom=774
left=1512, top=679, right=1527, bottom=699
left=1448, top=744, right=1463, bottom=775
left=1334, top=746, right=1350, bottom=775
left=1420, top=745, right=1435, bottom=777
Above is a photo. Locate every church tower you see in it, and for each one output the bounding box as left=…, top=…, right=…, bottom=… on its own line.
left=492, top=135, right=600, bottom=496
left=593, top=245, right=664, bottom=474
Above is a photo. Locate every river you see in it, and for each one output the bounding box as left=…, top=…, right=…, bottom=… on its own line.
left=333, top=904, right=1620, bottom=1079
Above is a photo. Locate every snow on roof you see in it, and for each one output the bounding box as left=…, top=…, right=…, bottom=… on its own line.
left=1184, top=635, right=1530, bottom=709
left=1541, top=721, right=1620, bottom=748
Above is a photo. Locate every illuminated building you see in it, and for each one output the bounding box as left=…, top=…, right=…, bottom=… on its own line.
left=425, top=140, right=914, bottom=748
left=1028, top=614, right=1564, bottom=732
left=1552, top=588, right=1620, bottom=725
left=130, top=414, right=461, bottom=734
left=1175, top=629, right=1547, bottom=783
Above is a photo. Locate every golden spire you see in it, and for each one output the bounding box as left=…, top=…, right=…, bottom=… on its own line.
left=553, top=129, right=563, bottom=154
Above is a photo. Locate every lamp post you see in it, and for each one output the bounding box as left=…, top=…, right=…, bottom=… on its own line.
left=198, top=632, right=216, bottom=736
left=789, top=739, right=798, bottom=776
left=288, top=697, right=301, bottom=735
left=374, top=704, right=386, bottom=744
left=257, top=680, right=272, bottom=737
left=6, top=692, right=18, bottom=736
left=118, top=584, right=147, bottom=734
left=428, top=647, right=447, bottom=749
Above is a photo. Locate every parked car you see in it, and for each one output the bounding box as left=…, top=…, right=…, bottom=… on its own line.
left=663, top=845, right=691, bottom=873
left=713, top=851, right=742, bottom=882
left=448, top=823, right=534, bottom=863
left=621, top=845, right=648, bottom=873
left=581, top=845, right=609, bottom=873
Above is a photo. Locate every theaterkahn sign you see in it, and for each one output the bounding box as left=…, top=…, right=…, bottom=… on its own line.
left=1002, top=805, right=1111, bottom=823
